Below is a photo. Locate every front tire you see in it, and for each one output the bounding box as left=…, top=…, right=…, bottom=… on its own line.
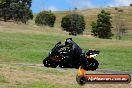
left=82, top=58, right=99, bottom=71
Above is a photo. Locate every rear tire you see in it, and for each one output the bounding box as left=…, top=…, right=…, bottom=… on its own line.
left=43, top=57, right=58, bottom=68
left=43, top=57, right=52, bottom=67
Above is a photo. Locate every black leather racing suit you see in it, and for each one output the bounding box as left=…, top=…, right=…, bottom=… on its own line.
left=66, top=41, right=82, bottom=60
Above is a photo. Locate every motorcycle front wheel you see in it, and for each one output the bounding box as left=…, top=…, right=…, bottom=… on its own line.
left=82, top=58, right=99, bottom=71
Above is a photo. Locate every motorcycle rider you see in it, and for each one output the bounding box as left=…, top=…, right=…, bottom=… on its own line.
left=64, top=38, right=82, bottom=59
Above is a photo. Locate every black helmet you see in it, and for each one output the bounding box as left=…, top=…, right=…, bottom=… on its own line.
left=65, top=38, right=73, bottom=46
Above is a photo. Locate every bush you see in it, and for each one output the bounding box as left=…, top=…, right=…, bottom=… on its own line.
left=91, top=10, right=112, bottom=39
left=61, top=14, right=85, bottom=35
left=35, top=11, right=56, bottom=27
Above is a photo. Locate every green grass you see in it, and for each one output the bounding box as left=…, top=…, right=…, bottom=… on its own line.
left=121, top=35, right=132, bottom=40
left=0, top=30, right=132, bottom=71
left=0, top=75, right=8, bottom=84
left=0, top=31, right=66, bottom=63
left=0, top=75, right=9, bottom=88
left=12, top=81, right=80, bottom=88
left=0, top=10, right=132, bottom=71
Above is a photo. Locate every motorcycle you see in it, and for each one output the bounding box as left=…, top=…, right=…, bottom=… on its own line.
left=43, top=41, right=100, bottom=71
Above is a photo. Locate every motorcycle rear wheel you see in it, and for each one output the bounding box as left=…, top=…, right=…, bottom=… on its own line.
left=43, top=57, right=58, bottom=68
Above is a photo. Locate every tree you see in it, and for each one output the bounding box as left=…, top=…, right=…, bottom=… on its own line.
left=91, top=21, right=97, bottom=36
left=10, top=1, right=33, bottom=23
left=0, top=0, right=11, bottom=21
left=114, top=9, right=127, bottom=40
left=130, top=3, right=132, bottom=6
left=0, top=0, right=6, bottom=4
left=35, top=11, right=56, bottom=27
left=11, top=0, right=33, bottom=23
left=0, top=0, right=33, bottom=23
left=91, top=10, right=112, bottom=39
left=61, top=14, right=85, bottom=35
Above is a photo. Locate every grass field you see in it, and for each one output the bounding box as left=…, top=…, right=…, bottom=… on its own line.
left=0, top=22, right=132, bottom=71
left=0, top=21, right=132, bottom=88
left=0, top=6, right=132, bottom=88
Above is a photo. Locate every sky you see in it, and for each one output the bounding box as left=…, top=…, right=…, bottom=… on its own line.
left=31, top=0, right=132, bottom=13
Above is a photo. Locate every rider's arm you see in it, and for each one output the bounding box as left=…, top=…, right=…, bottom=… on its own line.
left=59, top=44, right=65, bottom=48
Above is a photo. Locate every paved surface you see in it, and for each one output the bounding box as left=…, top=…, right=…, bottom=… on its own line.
left=96, top=69, right=132, bottom=74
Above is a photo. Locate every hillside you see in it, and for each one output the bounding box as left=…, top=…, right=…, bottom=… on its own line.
left=54, top=6, right=132, bottom=35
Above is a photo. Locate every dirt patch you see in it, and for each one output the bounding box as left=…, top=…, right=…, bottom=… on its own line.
left=0, top=64, right=75, bottom=85
left=0, top=64, right=131, bottom=88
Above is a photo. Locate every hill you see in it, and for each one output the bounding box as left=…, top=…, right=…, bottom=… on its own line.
left=54, top=6, right=132, bottom=35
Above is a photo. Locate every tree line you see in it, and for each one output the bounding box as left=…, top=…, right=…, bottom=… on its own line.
left=0, top=0, right=129, bottom=39
left=0, top=0, right=33, bottom=23
left=35, top=10, right=113, bottom=39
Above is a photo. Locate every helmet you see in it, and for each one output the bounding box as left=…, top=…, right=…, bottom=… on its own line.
left=65, top=38, right=73, bottom=46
